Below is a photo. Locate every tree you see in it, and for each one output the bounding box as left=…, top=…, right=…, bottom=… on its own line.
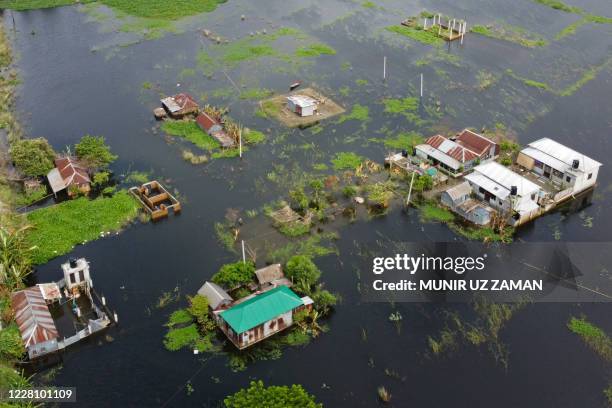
left=92, top=171, right=110, bottom=188
left=75, top=135, right=117, bottom=170
left=9, top=138, right=56, bottom=177
left=211, top=261, right=255, bottom=289
left=224, top=381, right=322, bottom=408
left=312, top=289, right=338, bottom=316
left=187, top=294, right=215, bottom=331
left=285, top=255, right=321, bottom=288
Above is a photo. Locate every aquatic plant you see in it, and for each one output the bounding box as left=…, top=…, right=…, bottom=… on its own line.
left=295, top=44, right=337, bottom=58
left=533, top=0, right=581, bottom=13
left=25, top=190, right=139, bottom=264
left=182, top=149, right=208, bottom=164
left=337, top=104, right=370, bottom=124
left=472, top=24, right=548, bottom=48
left=567, top=316, right=612, bottom=361
left=163, top=324, right=200, bottom=351
left=419, top=203, right=455, bottom=223
left=156, top=286, right=180, bottom=309
left=377, top=386, right=391, bottom=403
left=267, top=232, right=338, bottom=264
left=166, top=309, right=192, bottom=327
left=385, top=25, right=444, bottom=46
left=331, top=152, right=364, bottom=171
left=239, top=88, right=273, bottom=100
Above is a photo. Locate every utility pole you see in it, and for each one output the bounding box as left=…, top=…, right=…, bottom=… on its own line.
left=383, top=56, right=386, bottom=81
left=241, top=240, right=246, bottom=264
left=420, top=73, right=424, bottom=99
left=239, top=126, right=242, bottom=158
left=406, top=172, right=416, bottom=206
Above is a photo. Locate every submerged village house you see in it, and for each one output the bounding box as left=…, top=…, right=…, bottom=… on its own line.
left=286, top=95, right=318, bottom=117
left=516, top=138, right=601, bottom=200
left=195, top=112, right=235, bottom=148
left=11, top=258, right=112, bottom=359
left=160, top=93, right=199, bottom=118
left=198, top=265, right=313, bottom=350
left=46, top=157, right=91, bottom=197
left=415, top=130, right=499, bottom=177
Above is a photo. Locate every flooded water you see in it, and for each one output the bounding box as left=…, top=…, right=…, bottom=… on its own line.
left=3, top=0, right=612, bottom=406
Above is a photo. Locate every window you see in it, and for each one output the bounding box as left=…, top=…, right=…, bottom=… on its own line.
left=79, top=270, right=84, bottom=282
left=531, top=194, right=536, bottom=200
left=553, top=169, right=563, bottom=178
left=566, top=176, right=571, bottom=183
left=478, top=187, right=485, bottom=194
left=534, top=160, right=543, bottom=169
left=70, top=273, right=76, bottom=284
left=588, top=173, right=593, bottom=180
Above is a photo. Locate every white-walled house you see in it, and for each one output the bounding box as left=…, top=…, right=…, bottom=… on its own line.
left=516, top=138, right=602, bottom=195
left=286, top=95, right=317, bottom=117
left=464, top=162, right=542, bottom=224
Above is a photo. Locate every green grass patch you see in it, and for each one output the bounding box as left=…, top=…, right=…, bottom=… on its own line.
left=419, top=203, right=455, bottom=223
left=161, top=120, right=220, bottom=151
left=243, top=128, right=265, bottom=144
left=362, top=1, right=376, bottom=8
left=568, top=316, right=612, bottom=361
left=0, top=323, right=25, bottom=360
left=559, top=65, right=600, bottom=96
left=385, top=25, right=444, bottom=46
left=383, top=97, right=418, bottom=114
left=533, top=0, right=582, bottom=14
left=0, top=0, right=94, bottom=10
left=355, top=79, right=369, bottom=86
left=555, top=18, right=589, bottom=40
left=267, top=232, right=338, bottom=264
left=471, top=24, right=548, bottom=48
left=331, top=152, right=364, bottom=170
left=101, top=0, right=227, bottom=20
left=295, top=44, right=337, bottom=58
left=26, top=190, right=139, bottom=264
left=381, top=132, right=423, bottom=150
left=279, top=222, right=311, bottom=237
left=337, top=104, right=369, bottom=123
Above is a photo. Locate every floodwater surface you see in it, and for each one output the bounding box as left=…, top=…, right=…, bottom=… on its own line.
left=3, top=0, right=612, bottom=406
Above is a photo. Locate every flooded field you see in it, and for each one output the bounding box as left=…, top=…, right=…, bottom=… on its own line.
left=2, top=0, right=612, bottom=406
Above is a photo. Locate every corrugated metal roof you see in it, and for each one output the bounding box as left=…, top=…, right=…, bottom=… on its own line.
left=220, top=286, right=303, bottom=334
left=161, top=93, right=199, bottom=114
left=255, top=264, right=283, bottom=285
left=468, top=162, right=540, bottom=198
left=196, top=112, right=218, bottom=131
left=416, top=144, right=461, bottom=170
left=287, top=95, right=317, bottom=107
left=455, top=129, right=496, bottom=155
left=11, top=287, right=59, bottom=348
left=424, top=135, right=478, bottom=163
left=46, top=168, right=66, bottom=194
left=197, top=282, right=232, bottom=310
left=525, top=138, right=602, bottom=173
left=444, top=181, right=472, bottom=201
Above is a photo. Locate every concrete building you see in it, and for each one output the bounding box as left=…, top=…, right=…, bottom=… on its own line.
left=286, top=95, right=317, bottom=117
left=464, top=162, right=542, bottom=224
left=516, top=138, right=602, bottom=195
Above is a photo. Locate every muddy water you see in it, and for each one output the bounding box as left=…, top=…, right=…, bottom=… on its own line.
left=3, top=0, right=612, bottom=406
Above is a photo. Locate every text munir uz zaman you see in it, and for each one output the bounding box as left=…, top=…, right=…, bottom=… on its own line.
left=372, top=254, right=543, bottom=292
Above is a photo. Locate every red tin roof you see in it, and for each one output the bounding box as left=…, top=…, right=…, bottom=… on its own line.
left=11, top=287, right=59, bottom=348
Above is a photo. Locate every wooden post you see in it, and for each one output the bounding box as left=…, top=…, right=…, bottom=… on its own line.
left=423, top=18, right=427, bottom=30
left=406, top=172, right=416, bottom=206
left=241, top=240, right=246, bottom=264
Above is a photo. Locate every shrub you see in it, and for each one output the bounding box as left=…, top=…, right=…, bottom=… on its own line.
left=9, top=138, right=56, bottom=177
left=312, top=289, right=338, bottom=316
left=75, top=135, right=117, bottom=170
left=224, top=380, right=322, bottom=408
left=211, top=261, right=255, bottom=289
left=285, top=255, right=321, bottom=287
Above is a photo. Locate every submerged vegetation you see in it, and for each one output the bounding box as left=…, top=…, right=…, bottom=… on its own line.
left=385, top=25, right=444, bottom=46
left=567, top=316, right=612, bottom=361
left=25, top=190, right=139, bottom=264
left=471, top=23, right=548, bottom=48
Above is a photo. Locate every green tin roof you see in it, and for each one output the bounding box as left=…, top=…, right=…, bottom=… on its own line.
left=220, top=286, right=303, bottom=334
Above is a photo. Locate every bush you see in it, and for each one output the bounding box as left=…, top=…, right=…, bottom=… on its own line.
left=0, top=324, right=25, bottom=360
left=92, top=171, right=110, bottom=188
left=224, top=380, right=322, bottom=408
left=285, top=256, right=321, bottom=288
left=9, top=137, right=56, bottom=177
left=312, top=289, right=338, bottom=316
left=211, top=261, right=255, bottom=289
left=163, top=324, right=200, bottom=351
left=75, top=135, right=117, bottom=170
left=187, top=295, right=215, bottom=331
